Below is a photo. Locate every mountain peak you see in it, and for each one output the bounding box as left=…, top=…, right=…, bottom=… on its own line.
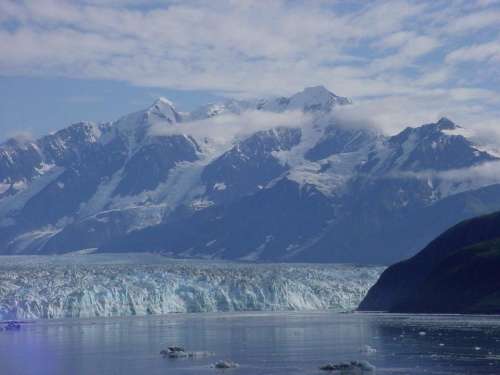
left=149, top=97, right=176, bottom=112
left=436, top=117, right=458, bottom=130
left=294, top=86, right=337, bottom=101
left=153, top=97, right=174, bottom=106
left=396, top=117, right=460, bottom=139
left=301, top=85, right=334, bottom=96
left=147, top=97, right=181, bottom=124
left=288, top=86, right=352, bottom=112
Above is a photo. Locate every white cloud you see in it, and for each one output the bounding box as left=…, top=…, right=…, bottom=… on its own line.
left=316, top=90, right=500, bottom=139
left=416, top=68, right=451, bottom=86
left=446, top=9, right=500, bottom=34
left=0, top=0, right=438, bottom=97
left=369, top=35, right=440, bottom=72
left=448, top=87, right=500, bottom=102
left=373, top=31, right=417, bottom=49
left=428, top=161, right=500, bottom=186
left=149, top=109, right=312, bottom=147
left=5, top=130, right=35, bottom=143
left=446, top=41, right=500, bottom=64
left=0, top=0, right=499, bottom=144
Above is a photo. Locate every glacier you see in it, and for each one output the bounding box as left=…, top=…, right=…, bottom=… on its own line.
left=0, top=253, right=383, bottom=320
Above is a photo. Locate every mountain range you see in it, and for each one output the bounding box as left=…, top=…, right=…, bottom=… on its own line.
left=2, top=86, right=500, bottom=264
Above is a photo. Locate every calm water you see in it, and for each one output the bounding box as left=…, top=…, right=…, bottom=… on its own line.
left=1, top=311, right=500, bottom=374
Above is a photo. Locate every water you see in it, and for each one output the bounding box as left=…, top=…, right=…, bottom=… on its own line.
left=1, top=312, right=500, bottom=374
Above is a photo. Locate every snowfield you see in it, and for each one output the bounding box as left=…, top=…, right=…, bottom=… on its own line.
left=0, top=253, right=383, bottom=319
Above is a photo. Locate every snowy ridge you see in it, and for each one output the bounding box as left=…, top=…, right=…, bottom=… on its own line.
left=0, top=255, right=383, bottom=319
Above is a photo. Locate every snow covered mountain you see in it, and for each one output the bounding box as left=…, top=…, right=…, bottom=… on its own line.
left=1, top=86, right=500, bottom=264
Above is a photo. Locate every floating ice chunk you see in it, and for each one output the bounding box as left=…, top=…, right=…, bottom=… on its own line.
left=360, top=345, right=377, bottom=354
left=319, top=363, right=338, bottom=371
left=161, top=346, right=187, bottom=358
left=160, top=346, right=213, bottom=358
left=319, top=360, right=375, bottom=373
left=213, top=360, right=239, bottom=369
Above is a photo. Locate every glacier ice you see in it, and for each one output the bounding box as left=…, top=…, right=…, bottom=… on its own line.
left=0, top=254, right=383, bottom=320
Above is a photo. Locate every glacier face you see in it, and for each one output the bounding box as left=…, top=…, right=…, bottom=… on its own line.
left=0, top=254, right=383, bottom=320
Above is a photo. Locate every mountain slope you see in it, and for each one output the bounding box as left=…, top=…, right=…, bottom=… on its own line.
left=201, top=127, right=301, bottom=205
left=100, top=178, right=335, bottom=260
left=359, top=211, right=500, bottom=313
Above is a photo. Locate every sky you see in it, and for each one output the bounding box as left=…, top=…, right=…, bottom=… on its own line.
left=0, top=0, right=499, bottom=142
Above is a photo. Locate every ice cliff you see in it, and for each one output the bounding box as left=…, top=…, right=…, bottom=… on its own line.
left=0, top=254, right=383, bottom=319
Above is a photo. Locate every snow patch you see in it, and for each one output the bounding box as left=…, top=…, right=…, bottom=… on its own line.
left=240, top=235, right=273, bottom=261
left=12, top=180, right=27, bottom=192
left=7, top=227, right=60, bottom=253
left=213, top=182, right=227, bottom=191
left=191, top=198, right=214, bottom=211
left=35, top=162, right=55, bottom=175
left=286, top=152, right=363, bottom=197
left=0, top=167, right=64, bottom=223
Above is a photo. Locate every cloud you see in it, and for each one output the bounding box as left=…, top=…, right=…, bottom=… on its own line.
left=448, top=88, right=500, bottom=102
left=0, top=0, right=471, bottom=95
left=149, top=109, right=312, bottom=147
left=5, top=130, right=35, bottom=144
left=369, top=35, right=440, bottom=72
left=398, top=160, right=500, bottom=196
left=373, top=31, right=417, bottom=49
left=439, top=161, right=500, bottom=183
left=446, top=9, right=500, bottom=34
left=445, top=41, right=500, bottom=64
left=0, top=0, right=499, bottom=145
left=311, top=89, right=500, bottom=140
left=327, top=105, right=380, bottom=132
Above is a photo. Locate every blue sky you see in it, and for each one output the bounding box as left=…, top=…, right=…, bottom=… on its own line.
left=0, top=76, right=223, bottom=139
left=1, top=0, right=499, bottom=142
